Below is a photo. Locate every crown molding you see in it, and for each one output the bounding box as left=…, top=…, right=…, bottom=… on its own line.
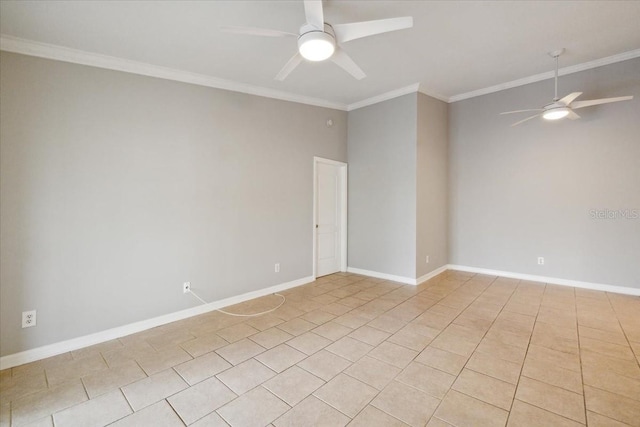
left=0, top=35, right=423, bottom=112
left=4, top=35, right=638, bottom=109
left=417, top=87, right=450, bottom=103
left=449, top=48, right=640, bottom=103
left=0, top=35, right=349, bottom=111
left=347, top=83, right=420, bottom=111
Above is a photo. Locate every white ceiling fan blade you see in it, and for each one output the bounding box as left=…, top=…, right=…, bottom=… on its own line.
left=511, top=113, right=540, bottom=127
left=567, top=110, right=581, bottom=120
left=500, top=109, right=544, bottom=115
left=330, top=49, right=366, bottom=80
left=220, top=26, right=297, bottom=37
left=304, top=0, right=324, bottom=29
left=558, top=92, right=583, bottom=106
left=275, top=52, right=303, bottom=81
left=333, top=17, right=413, bottom=44
left=571, top=96, right=633, bottom=109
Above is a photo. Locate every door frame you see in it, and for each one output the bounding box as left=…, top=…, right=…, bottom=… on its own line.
left=313, top=156, right=348, bottom=279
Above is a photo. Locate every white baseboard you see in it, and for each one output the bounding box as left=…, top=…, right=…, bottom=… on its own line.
left=5, top=265, right=636, bottom=369
left=416, top=265, right=450, bottom=285
left=346, top=267, right=416, bottom=285
left=348, top=263, right=639, bottom=296
left=347, top=265, right=448, bottom=286
left=447, top=265, right=640, bottom=296
left=0, top=275, right=314, bottom=370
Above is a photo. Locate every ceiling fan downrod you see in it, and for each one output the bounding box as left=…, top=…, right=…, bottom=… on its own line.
left=549, top=48, right=565, bottom=101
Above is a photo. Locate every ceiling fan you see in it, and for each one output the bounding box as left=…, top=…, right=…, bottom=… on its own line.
left=501, top=49, right=633, bottom=126
left=221, top=0, right=413, bottom=81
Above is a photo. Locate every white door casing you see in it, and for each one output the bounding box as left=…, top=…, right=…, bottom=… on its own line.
left=313, top=157, right=347, bottom=278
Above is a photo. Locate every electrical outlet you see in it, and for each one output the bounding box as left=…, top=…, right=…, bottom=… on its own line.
left=426, top=255, right=430, bottom=264
left=22, top=310, right=36, bottom=328
left=275, top=263, right=280, bottom=273
left=183, top=282, right=191, bottom=293
left=538, top=257, right=545, bottom=265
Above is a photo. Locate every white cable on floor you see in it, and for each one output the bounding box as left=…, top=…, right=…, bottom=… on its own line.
left=187, top=289, right=287, bottom=317
left=187, top=290, right=210, bottom=305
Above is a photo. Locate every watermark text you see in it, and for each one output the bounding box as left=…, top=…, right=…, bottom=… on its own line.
left=589, top=209, right=639, bottom=220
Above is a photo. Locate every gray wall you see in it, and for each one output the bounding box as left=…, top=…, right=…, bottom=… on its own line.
left=347, top=94, right=417, bottom=279
left=416, top=93, right=449, bottom=278
left=449, top=58, right=640, bottom=289
left=3, top=50, right=637, bottom=358
left=0, top=52, right=347, bottom=356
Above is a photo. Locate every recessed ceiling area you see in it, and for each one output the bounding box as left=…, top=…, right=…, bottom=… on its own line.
left=1, top=0, right=639, bottom=106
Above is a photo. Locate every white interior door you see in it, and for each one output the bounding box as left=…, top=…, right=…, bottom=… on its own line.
left=315, top=159, right=346, bottom=277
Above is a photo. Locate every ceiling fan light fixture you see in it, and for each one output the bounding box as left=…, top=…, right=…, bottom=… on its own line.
left=543, top=107, right=570, bottom=120
left=298, top=31, right=335, bottom=61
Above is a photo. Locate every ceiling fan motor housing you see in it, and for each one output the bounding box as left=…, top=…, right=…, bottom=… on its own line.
left=298, top=24, right=336, bottom=61
left=543, top=100, right=570, bottom=120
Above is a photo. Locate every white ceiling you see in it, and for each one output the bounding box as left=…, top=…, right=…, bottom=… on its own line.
left=1, top=1, right=639, bottom=108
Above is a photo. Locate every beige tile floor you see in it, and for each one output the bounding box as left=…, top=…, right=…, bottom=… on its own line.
left=1, top=271, right=640, bottom=427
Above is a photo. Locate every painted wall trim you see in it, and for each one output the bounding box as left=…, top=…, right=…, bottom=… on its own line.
left=0, top=275, right=314, bottom=370
left=347, top=84, right=421, bottom=111
left=448, top=48, right=640, bottom=102
left=3, top=36, right=637, bottom=109
left=416, top=86, right=450, bottom=104
left=347, top=265, right=448, bottom=285
left=0, top=35, right=348, bottom=112
left=348, top=263, right=639, bottom=295
left=416, top=265, right=449, bottom=285
left=0, top=34, right=422, bottom=111
left=448, top=265, right=640, bottom=296
left=346, top=267, right=416, bottom=285
left=4, top=264, right=637, bottom=368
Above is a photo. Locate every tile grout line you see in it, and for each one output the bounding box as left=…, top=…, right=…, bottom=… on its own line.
left=0, top=275, right=352, bottom=423
left=394, top=273, right=514, bottom=424
left=116, top=386, right=135, bottom=422
left=208, top=278, right=366, bottom=425
left=416, top=273, right=500, bottom=423
left=118, top=382, right=137, bottom=420
left=2, top=273, right=472, bottom=426
left=571, top=291, right=640, bottom=424
left=606, top=292, right=640, bottom=372
left=8, top=272, right=637, bottom=426
left=501, top=279, right=544, bottom=426
left=271, top=273, right=457, bottom=425
left=462, top=279, right=572, bottom=417
left=512, top=285, right=597, bottom=426
left=433, top=275, right=541, bottom=425
left=574, top=289, right=640, bottom=423
left=576, top=291, right=604, bottom=425
left=141, top=282, right=420, bottom=427
left=576, top=292, right=640, bottom=425
left=211, top=369, right=292, bottom=424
